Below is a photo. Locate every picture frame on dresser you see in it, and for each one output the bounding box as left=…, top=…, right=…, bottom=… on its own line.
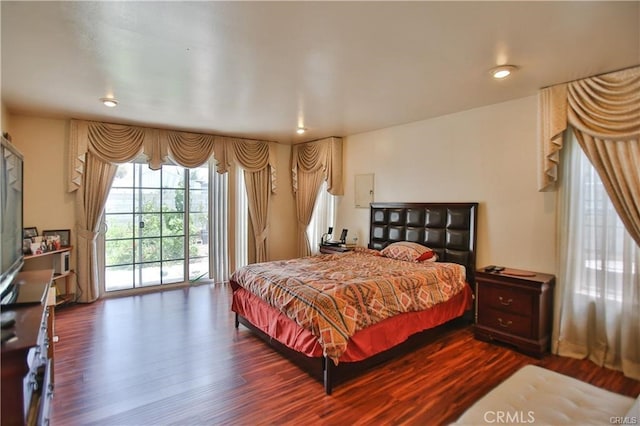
left=23, top=227, right=38, bottom=239
left=43, top=229, right=71, bottom=247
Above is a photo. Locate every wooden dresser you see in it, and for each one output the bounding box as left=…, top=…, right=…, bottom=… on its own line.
left=1, top=270, right=54, bottom=425
left=474, top=268, right=555, bottom=357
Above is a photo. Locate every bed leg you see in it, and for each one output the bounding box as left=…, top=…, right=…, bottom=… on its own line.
left=234, top=312, right=239, bottom=328
left=323, top=356, right=333, bottom=395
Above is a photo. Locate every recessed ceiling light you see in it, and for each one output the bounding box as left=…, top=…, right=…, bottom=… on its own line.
left=100, top=97, right=118, bottom=107
left=490, top=65, right=518, bottom=80
left=296, top=127, right=306, bottom=134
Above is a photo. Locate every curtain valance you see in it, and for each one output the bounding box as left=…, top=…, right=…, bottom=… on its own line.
left=291, top=136, right=343, bottom=196
left=538, top=66, right=640, bottom=191
left=69, top=119, right=278, bottom=302
left=69, top=119, right=276, bottom=192
left=165, top=130, right=216, bottom=169
left=538, top=66, right=640, bottom=246
left=214, top=137, right=277, bottom=193
left=291, top=136, right=343, bottom=257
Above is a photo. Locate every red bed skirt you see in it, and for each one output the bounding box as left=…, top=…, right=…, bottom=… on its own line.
left=231, top=282, right=473, bottom=363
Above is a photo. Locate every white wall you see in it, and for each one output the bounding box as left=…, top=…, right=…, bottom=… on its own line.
left=337, top=95, right=557, bottom=274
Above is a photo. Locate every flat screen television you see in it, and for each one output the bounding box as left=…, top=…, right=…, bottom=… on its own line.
left=0, top=135, right=24, bottom=304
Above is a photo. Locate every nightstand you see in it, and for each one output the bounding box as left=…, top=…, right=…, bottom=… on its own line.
left=474, top=267, right=555, bottom=357
left=319, top=245, right=353, bottom=254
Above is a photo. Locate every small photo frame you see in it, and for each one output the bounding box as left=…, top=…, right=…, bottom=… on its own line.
left=23, top=227, right=38, bottom=239
left=42, top=229, right=71, bottom=247
left=23, top=239, right=32, bottom=254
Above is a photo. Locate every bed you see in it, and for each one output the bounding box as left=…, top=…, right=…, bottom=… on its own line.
left=454, top=365, right=639, bottom=425
left=231, top=202, right=478, bottom=394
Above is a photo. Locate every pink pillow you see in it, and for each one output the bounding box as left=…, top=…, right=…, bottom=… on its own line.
left=380, top=242, right=435, bottom=263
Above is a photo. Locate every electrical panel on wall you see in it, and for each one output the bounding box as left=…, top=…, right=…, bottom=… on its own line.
left=355, top=173, right=374, bottom=208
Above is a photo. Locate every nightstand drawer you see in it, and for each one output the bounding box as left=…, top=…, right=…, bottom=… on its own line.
left=475, top=267, right=555, bottom=357
left=477, top=283, right=532, bottom=316
left=478, top=308, right=532, bottom=339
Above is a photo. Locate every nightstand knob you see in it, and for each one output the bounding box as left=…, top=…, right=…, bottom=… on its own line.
left=498, top=296, right=513, bottom=306
left=497, top=318, right=512, bottom=328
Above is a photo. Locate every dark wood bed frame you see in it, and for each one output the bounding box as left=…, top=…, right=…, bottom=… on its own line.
left=235, top=202, right=478, bottom=395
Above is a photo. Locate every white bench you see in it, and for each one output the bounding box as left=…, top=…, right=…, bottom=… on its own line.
left=454, top=365, right=639, bottom=425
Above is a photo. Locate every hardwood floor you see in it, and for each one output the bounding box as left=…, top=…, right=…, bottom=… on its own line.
left=51, top=283, right=640, bottom=425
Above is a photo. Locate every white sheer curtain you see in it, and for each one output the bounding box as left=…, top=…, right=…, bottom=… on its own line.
left=306, top=181, right=336, bottom=255
left=554, top=130, right=640, bottom=380
left=235, top=165, right=249, bottom=269
left=209, top=158, right=229, bottom=283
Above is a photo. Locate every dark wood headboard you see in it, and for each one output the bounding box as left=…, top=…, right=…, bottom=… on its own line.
left=368, top=202, right=479, bottom=286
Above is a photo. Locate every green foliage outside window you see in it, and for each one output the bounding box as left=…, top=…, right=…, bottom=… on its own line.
left=105, top=173, right=207, bottom=267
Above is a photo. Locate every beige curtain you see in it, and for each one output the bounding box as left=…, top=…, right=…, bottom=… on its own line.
left=554, top=131, right=640, bottom=380
left=75, top=153, right=118, bottom=302
left=292, top=137, right=344, bottom=256
left=539, top=67, right=640, bottom=380
left=70, top=121, right=146, bottom=302
left=243, top=168, right=270, bottom=262
left=214, top=138, right=276, bottom=263
left=538, top=66, right=640, bottom=246
left=68, top=119, right=276, bottom=301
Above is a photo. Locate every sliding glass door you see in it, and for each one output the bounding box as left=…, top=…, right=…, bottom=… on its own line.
left=103, top=163, right=210, bottom=292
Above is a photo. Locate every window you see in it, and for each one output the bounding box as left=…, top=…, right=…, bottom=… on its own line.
left=102, top=161, right=245, bottom=292
left=560, top=132, right=638, bottom=303
left=307, top=181, right=337, bottom=254
left=555, top=128, right=639, bottom=378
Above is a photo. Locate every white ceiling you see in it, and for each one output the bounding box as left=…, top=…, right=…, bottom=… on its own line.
left=2, top=1, right=639, bottom=143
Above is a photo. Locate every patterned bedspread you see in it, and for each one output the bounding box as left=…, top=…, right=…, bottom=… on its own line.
left=230, top=248, right=468, bottom=362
